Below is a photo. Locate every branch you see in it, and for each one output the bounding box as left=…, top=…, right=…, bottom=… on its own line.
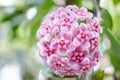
left=76, top=73, right=88, bottom=80
left=93, top=0, right=102, bottom=22
left=66, top=0, right=75, bottom=5
left=91, top=68, right=94, bottom=80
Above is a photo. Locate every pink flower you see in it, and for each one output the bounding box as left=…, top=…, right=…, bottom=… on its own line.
left=68, top=46, right=88, bottom=63
left=91, top=18, right=102, bottom=32
left=91, top=50, right=102, bottom=63
left=90, top=38, right=98, bottom=49
left=50, top=32, right=74, bottom=53
left=48, top=55, right=69, bottom=71
left=74, top=7, right=88, bottom=20
left=75, top=23, right=94, bottom=48
left=36, top=5, right=102, bottom=77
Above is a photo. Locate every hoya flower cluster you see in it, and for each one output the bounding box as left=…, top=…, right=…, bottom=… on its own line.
left=36, top=5, right=102, bottom=77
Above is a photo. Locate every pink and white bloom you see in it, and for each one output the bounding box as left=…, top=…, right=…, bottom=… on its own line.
left=36, top=5, right=102, bottom=77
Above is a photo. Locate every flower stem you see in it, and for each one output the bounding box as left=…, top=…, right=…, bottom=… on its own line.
left=76, top=73, right=88, bottom=80
left=91, top=68, right=94, bottom=80
left=93, top=0, right=102, bottom=22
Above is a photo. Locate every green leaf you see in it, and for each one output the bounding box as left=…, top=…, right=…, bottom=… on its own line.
left=101, top=8, right=113, bottom=30
left=27, top=0, right=54, bottom=44
left=113, top=0, right=120, bottom=5
left=41, top=67, right=52, bottom=78
left=94, top=70, right=104, bottom=80
left=66, top=0, right=82, bottom=7
left=1, top=10, right=23, bottom=22
left=109, top=51, right=120, bottom=71
left=105, top=29, right=120, bottom=71
left=52, top=73, right=76, bottom=78
left=23, top=71, right=34, bottom=80
left=105, top=29, right=120, bottom=58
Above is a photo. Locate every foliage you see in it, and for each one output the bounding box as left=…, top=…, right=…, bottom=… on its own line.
left=94, top=70, right=104, bottom=80
left=101, top=8, right=113, bottom=30
left=27, top=0, right=54, bottom=44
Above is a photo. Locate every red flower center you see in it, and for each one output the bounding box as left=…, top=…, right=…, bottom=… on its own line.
left=71, top=52, right=83, bottom=62
left=64, top=18, right=70, bottom=22
left=56, top=63, right=62, bottom=67
left=59, top=40, right=65, bottom=46
left=45, top=46, right=54, bottom=56
left=45, top=25, right=52, bottom=33
left=81, top=32, right=86, bottom=39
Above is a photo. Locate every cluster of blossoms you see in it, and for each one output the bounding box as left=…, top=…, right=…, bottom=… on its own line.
left=36, top=5, right=102, bottom=77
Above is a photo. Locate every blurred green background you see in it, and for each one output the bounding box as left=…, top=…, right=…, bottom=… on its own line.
left=0, top=0, right=120, bottom=80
